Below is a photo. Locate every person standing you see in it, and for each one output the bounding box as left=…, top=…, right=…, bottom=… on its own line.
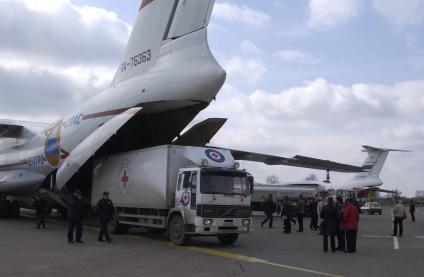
left=317, top=198, right=325, bottom=235
left=96, top=191, right=115, bottom=242
left=33, top=196, right=47, bottom=229
left=335, top=197, right=345, bottom=251
left=261, top=194, right=275, bottom=228
left=296, top=195, right=305, bottom=232
left=392, top=200, right=406, bottom=237
left=67, top=189, right=85, bottom=243
left=310, top=197, right=319, bottom=231
left=320, top=197, right=338, bottom=252
left=409, top=200, right=416, bottom=222
left=281, top=196, right=295, bottom=233
left=344, top=198, right=359, bottom=253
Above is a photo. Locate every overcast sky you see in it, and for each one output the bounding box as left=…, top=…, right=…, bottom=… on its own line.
left=0, top=0, right=423, bottom=196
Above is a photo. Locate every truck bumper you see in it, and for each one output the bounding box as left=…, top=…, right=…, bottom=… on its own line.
left=191, top=217, right=251, bottom=235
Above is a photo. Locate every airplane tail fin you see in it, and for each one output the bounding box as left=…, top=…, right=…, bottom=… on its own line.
left=350, top=145, right=409, bottom=187
left=360, top=145, right=409, bottom=176
left=111, top=0, right=216, bottom=85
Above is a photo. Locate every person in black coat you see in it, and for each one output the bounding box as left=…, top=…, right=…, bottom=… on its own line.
left=335, top=196, right=345, bottom=251
left=261, top=194, right=275, bottom=228
left=410, top=200, right=416, bottom=222
left=67, top=189, right=85, bottom=243
left=320, top=197, right=339, bottom=252
left=33, top=197, right=47, bottom=229
left=281, top=196, right=296, bottom=233
left=96, top=191, right=115, bottom=242
left=310, top=197, right=319, bottom=231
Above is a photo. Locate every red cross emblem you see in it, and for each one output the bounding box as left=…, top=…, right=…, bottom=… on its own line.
left=181, top=191, right=190, bottom=206
left=121, top=170, right=129, bottom=188
left=211, top=152, right=221, bottom=159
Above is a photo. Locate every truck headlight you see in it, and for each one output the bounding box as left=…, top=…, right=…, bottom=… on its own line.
left=242, top=219, right=251, bottom=226
left=203, top=219, right=213, bottom=226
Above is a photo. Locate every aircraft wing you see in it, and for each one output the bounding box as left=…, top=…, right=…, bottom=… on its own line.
left=173, top=118, right=227, bottom=147
left=0, top=119, right=49, bottom=138
left=220, top=148, right=364, bottom=173
left=0, top=119, right=50, bottom=149
left=56, top=108, right=142, bottom=190
left=357, top=187, right=396, bottom=198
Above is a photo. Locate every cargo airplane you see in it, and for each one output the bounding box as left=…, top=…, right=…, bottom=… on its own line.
left=0, top=0, right=363, bottom=218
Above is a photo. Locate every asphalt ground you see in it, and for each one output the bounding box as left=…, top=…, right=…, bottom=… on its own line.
left=1, top=206, right=423, bottom=277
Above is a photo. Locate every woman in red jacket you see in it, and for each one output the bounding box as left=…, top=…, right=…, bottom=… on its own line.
left=343, top=198, right=359, bottom=253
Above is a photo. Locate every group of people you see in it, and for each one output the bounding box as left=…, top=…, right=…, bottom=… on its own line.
left=262, top=194, right=359, bottom=253
left=33, top=189, right=115, bottom=244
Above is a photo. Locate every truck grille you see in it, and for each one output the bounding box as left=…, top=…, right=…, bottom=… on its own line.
left=197, top=205, right=251, bottom=218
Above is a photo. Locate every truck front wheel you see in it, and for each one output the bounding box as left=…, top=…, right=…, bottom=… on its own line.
left=168, top=215, right=190, bottom=246
left=217, top=234, right=239, bottom=245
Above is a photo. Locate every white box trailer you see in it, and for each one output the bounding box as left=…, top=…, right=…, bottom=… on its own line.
left=91, top=145, right=253, bottom=245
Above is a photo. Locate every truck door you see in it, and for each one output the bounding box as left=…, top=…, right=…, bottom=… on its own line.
left=175, top=171, right=197, bottom=211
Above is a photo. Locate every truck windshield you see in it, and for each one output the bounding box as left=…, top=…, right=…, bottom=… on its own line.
left=200, top=171, right=249, bottom=195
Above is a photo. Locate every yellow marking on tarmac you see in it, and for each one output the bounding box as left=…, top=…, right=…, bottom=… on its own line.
left=33, top=216, right=343, bottom=277
left=126, top=234, right=343, bottom=277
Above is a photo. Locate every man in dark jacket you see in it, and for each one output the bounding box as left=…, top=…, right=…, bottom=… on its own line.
left=410, top=200, right=416, bottom=222
left=96, top=191, right=115, bottom=242
left=309, top=197, right=318, bottom=231
left=67, top=189, right=84, bottom=243
left=321, top=197, right=339, bottom=252
left=33, top=196, right=47, bottom=229
left=335, top=196, right=345, bottom=251
left=261, top=194, right=275, bottom=228
left=296, top=195, right=305, bottom=232
left=281, top=196, right=296, bottom=233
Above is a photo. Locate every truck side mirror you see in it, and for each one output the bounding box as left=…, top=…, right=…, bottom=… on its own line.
left=248, top=176, right=254, bottom=194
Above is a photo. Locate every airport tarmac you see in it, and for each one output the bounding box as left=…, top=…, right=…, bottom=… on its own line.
left=1, top=206, right=423, bottom=277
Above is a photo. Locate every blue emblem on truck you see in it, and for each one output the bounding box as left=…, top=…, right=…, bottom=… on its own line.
left=205, top=149, right=225, bottom=163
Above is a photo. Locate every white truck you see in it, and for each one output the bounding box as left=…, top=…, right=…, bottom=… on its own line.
left=90, top=145, right=253, bottom=245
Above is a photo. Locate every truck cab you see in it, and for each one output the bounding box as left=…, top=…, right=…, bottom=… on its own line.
left=170, top=166, right=253, bottom=245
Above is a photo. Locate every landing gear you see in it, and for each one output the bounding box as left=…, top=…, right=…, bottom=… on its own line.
left=0, top=198, right=20, bottom=219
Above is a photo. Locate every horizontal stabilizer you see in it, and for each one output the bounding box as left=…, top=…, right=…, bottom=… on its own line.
left=173, top=118, right=227, bottom=147
left=221, top=149, right=364, bottom=173
left=362, top=145, right=411, bottom=152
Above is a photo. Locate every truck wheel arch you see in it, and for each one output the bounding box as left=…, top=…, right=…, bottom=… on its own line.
left=167, top=208, right=184, bottom=226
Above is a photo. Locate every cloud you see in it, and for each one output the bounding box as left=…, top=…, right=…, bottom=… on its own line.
left=193, top=78, right=424, bottom=195
left=213, top=2, right=271, bottom=27
left=221, top=57, right=267, bottom=86
left=240, top=40, right=264, bottom=55
left=274, top=50, right=319, bottom=64
left=373, top=0, right=424, bottom=26
left=307, top=0, right=361, bottom=29
left=0, top=0, right=128, bottom=120
left=0, top=0, right=130, bottom=67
